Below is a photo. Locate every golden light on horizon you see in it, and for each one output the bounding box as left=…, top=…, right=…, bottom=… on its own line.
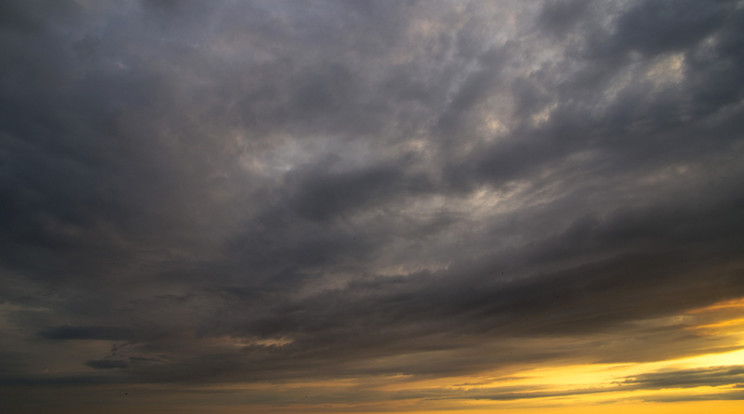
left=238, top=297, right=744, bottom=413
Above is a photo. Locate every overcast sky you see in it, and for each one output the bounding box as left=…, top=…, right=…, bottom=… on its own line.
left=2, top=1, right=744, bottom=413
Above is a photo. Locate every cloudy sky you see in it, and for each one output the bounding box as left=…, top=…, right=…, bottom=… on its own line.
left=2, top=0, right=744, bottom=412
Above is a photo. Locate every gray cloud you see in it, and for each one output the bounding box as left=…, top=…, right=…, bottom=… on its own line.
left=1, top=0, right=744, bottom=411
left=39, top=326, right=134, bottom=341
left=623, top=365, right=744, bottom=390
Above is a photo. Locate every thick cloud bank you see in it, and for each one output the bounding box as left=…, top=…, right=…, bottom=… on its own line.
left=1, top=0, right=744, bottom=411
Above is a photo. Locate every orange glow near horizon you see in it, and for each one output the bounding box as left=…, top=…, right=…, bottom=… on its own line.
left=11, top=298, right=743, bottom=414
left=226, top=297, right=744, bottom=413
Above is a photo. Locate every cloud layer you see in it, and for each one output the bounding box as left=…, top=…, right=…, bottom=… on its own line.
left=1, top=0, right=744, bottom=411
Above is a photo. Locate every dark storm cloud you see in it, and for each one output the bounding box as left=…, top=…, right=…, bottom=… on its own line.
left=39, top=326, right=133, bottom=341
left=611, top=0, right=726, bottom=56
left=538, top=0, right=591, bottom=37
left=286, top=161, right=407, bottom=222
left=1, top=0, right=744, bottom=404
left=0, top=375, right=121, bottom=387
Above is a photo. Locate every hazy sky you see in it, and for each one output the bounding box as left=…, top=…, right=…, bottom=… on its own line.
left=2, top=1, right=744, bottom=413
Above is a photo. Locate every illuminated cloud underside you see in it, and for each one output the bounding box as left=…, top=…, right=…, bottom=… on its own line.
left=1, top=0, right=744, bottom=413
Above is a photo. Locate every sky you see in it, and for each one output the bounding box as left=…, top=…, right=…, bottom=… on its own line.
left=1, top=0, right=744, bottom=413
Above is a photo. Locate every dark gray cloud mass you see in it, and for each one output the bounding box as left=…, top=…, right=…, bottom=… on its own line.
left=1, top=0, right=744, bottom=409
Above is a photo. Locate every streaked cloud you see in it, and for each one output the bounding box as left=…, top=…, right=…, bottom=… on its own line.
left=1, top=0, right=743, bottom=412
